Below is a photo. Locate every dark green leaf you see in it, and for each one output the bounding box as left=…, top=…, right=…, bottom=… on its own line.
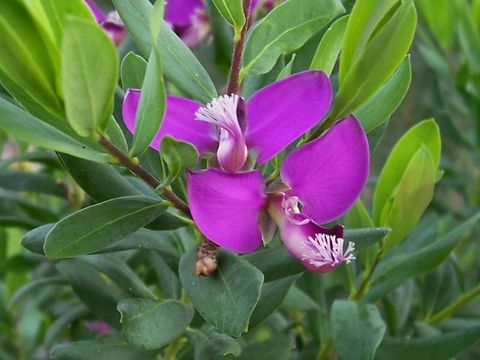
left=179, top=249, right=264, bottom=337
left=331, top=300, right=386, bottom=360
left=118, top=298, right=193, bottom=350
left=44, top=196, right=168, bottom=257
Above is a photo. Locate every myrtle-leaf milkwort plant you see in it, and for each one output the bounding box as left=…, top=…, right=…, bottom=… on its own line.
left=1, top=0, right=480, bottom=359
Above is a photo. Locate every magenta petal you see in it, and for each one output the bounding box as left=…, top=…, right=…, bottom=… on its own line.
left=85, top=0, right=105, bottom=22
left=165, top=0, right=205, bottom=26
left=268, top=196, right=347, bottom=273
left=187, top=169, right=266, bottom=253
left=281, top=116, right=369, bottom=224
left=246, top=70, right=332, bottom=164
left=122, top=89, right=217, bottom=154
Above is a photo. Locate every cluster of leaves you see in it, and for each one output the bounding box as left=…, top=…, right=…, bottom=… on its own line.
left=0, top=0, right=479, bottom=359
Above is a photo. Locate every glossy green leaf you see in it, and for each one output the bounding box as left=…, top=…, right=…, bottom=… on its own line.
left=0, top=1, right=61, bottom=115
left=366, top=212, right=480, bottom=302
left=373, top=119, right=441, bottom=224
left=49, top=340, right=158, bottom=360
left=339, top=0, right=397, bottom=79
left=212, top=0, right=245, bottom=35
left=130, top=46, right=166, bottom=157
left=0, top=97, right=109, bottom=162
left=44, top=196, right=168, bottom=257
left=121, top=52, right=147, bottom=90
left=112, top=0, right=217, bottom=103
left=56, top=259, right=125, bottom=324
left=380, top=146, right=436, bottom=250
left=62, top=17, right=118, bottom=137
left=250, top=276, right=297, bottom=328
left=118, top=299, right=193, bottom=350
left=332, top=0, right=417, bottom=119
left=159, top=136, right=198, bottom=186
left=355, top=56, right=412, bottom=133
left=310, top=15, right=348, bottom=75
left=376, top=326, right=480, bottom=360
left=241, top=0, right=345, bottom=76
left=179, top=249, right=264, bottom=337
left=331, top=300, right=386, bottom=360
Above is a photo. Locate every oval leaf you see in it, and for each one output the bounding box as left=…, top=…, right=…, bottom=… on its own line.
left=44, top=196, right=168, bottom=257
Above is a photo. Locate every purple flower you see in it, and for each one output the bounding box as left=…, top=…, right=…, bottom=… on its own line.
left=122, top=70, right=369, bottom=272
left=86, top=321, right=112, bottom=335
left=186, top=116, right=369, bottom=272
left=85, top=0, right=127, bottom=46
left=123, top=70, right=332, bottom=172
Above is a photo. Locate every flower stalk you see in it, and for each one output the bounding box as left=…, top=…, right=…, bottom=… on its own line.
left=97, top=133, right=191, bottom=217
left=226, top=0, right=252, bottom=94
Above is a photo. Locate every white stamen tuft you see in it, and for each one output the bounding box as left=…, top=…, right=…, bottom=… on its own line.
left=301, top=233, right=356, bottom=269
left=195, top=94, right=241, bottom=136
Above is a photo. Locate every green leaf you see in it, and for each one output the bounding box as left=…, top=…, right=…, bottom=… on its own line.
left=150, top=0, right=165, bottom=41
left=355, top=56, right=412, bottom=133
left=331, top=300, right=386, bottom=360
left=457, top=0, right=480, bottom=74
left=365, top=212, right=480, bottom=302
left=212, top=0, right=245, bottom=36
left=56, top=259, right=125, bottom=324
left=62, top=17, right=119, bottom=137
left=0, top=1, right=61, bottom=115
left=159, top=136, right=198, bottom=186
left=332, top=0, right=417, bottom=119
left=373, top=119, right=441, bottom=224
left=250, top=276, right=297, bottom=328
left=44, top=196, right=168, bottom=257
left=0, top=97, right=109, bottom=162
left=310, top=15, right=348, bottom=75
left=339, top=0, right=397, bottom=79
left=179, top=249, right=264, bottom=337
left=150, top=252, right=180, bottom=299
left=244, top=245, right=304, bottom=282
left=121, top=52, right=147, bottom=90
left=416, top=0, right=456, bottom=50
left=226, top=336, right=292, bottom=360
left=344, top=227, right=391, bottom=249
left=112, top=0, right=217, bottom=103
left=187, top=328, right=242, bottom=360
left=282, top=285, right=321, bottom=311
left=21, top=224, right=54, bottom=255
left=241, top=0, right=345, bottom=76
left=277, top=54, right=296, bottom=81
left=118, top=299, right=193, bottom=350
left=376, top=326, right=480, bottom=360
left=49, top=339, right=158, bottom=360
left=380, top=146, right=436, bottom=250
left=0, top=169, right=64, bottom=197
left=130, top=46, right=166, bottom=157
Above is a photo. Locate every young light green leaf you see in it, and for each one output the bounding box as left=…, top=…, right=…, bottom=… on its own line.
left=151, top=0, right=165, bottom=41
left=380, top=146, right=436, bottom=251
left=179, top=249, right=264, bottom=337
left=112, top=0, right=217, bottom=103
left=331, top=300, right=386, bottom=360
left=62, top=17, right=119, bottom=137
left=457, top=0, right=480, bottom=74
left=0, top=97, right=109, bottom=163
left=212, top=0, right=245, bottom=36
left=159, top=136, right=198, bottom=187
left=242, top=0, right=345, bottom=76
left=277, top=54, right=296, bottom=81
left=373, top=119, right=441, bottom=224
left=416, top=0, right=456, bottom=50
left=121, top=52, right=147, bottom=90
left=44, top=196, right=168, bottom=257
left=355, top=56, right=412, bottom=133
left=332, top=0, right=417, bottom=119
left=130, top=46, right=166, bottom=157
left=339, top=0, right=397, bottom=80
left=310, top=15, right=348, bottom=75
left=118, top=299, right=194, bottom=350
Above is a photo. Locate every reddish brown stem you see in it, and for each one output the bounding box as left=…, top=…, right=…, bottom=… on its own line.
left=226, top=0, right=252, bottom=94
left=98, top=134, right=191, bottom=217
